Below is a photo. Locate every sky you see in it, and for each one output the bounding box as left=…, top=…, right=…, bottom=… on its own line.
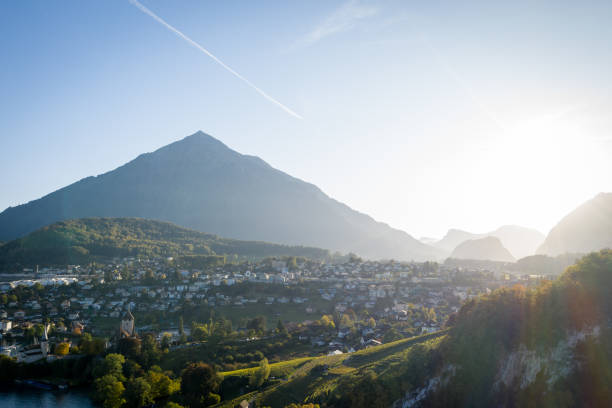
left=1, top=0, right=611, bottom=239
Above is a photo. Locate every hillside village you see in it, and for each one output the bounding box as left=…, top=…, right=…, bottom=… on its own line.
left=0, top=256, right=552, bottom=364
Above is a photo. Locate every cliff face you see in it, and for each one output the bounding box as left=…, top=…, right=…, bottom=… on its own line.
left=394, top=326, right=606, bottom=408
left=393, top=250, right=612, bottom=408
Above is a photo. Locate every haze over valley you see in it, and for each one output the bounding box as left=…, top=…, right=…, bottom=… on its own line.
left=1, top=1, right=611, bottom=408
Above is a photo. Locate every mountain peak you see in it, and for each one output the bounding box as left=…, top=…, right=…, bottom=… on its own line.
left=0, top=131, right=441, bottom=261
left=182, top=130, right=214, bottom=141
left=450, top=236, right=516, bottom=262
left=176, top=130, right=228, bottom=148
left=148, top=130, right=236, bottom=163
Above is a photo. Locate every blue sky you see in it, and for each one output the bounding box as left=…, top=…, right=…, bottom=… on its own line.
left=1, top=0, right=611, bottom=238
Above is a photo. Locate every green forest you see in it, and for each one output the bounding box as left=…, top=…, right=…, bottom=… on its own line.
left=0, top=218, right=330, bottom=270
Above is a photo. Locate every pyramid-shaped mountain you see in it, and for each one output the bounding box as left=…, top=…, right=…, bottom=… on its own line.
left=0, top=131, right=442, bottom=261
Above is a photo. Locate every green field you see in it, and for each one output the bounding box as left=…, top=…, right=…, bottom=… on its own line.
left=215, top=330, right=448, bottom=407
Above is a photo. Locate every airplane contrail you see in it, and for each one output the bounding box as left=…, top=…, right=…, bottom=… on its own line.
left=128, top=0, right=303, bottom=119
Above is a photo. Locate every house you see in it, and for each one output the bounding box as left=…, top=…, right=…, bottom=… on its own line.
left=0, top=320, right=12, bottom=332
left=365, top=339, right=382, bottom=348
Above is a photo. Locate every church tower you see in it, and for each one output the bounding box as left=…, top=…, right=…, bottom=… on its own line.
left=40, top=324, right=49, bottom=357
left=119, top=306, right=135, bottom=338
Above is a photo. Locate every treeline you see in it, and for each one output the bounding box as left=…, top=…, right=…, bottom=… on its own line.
left=0, top=217, right=330, bottom=269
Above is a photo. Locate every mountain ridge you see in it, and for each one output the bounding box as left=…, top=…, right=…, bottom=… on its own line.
left=434, top=225, right=544, bottom=259
left=0, top=131, right=443, bottom=261
left=448, top=236, right=516, bottom=263
left=537, top=192, right=612, bottom=256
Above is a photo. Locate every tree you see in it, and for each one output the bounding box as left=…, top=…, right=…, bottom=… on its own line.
left=140, top=333, right=161, bottom=368
left=118, top=337, right=141, bottom=360
left=180, top=362, right=220, bottom=408
left=120, top=266, right=133, bottom=281
left=93, top=374, right=125, bottom=408
left=179, top=316, right=185, bottom=336
left=123, top=360, right=144, bottom=379
left=246, top=316, right=266, bottom=334
left=161, top=332, right=172, bottom=351
left=249, top=358, right=271, bottom=389
left=191, top=324, right=208, bottom=341
left=288, top=256, right=298, bottom=270
left=0, top=355, right=19, bottom=382
left=33, top=323, right=44, bottom=338
left=276, top=319, right=287, bottom=335
left=319, top=315, right=335, bottom=329
left=124, top=377, right=153, bottom=408
left=24, top=327, right=36, bottom=343
left=339, top=314, right=353, bottom=329
left=94, top=353, right=126, bottom=380
left=81, top=333, right=107, bottom=355
left=164, top=403, right=185, bottom=408
left=55, top=342, right=70, bottom=356
left=147, top=369, right=180, bottom=399
left=382, top=328, right=402, bottom=343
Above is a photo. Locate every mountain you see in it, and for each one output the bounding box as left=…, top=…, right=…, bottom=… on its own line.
left=537, top=192, right=612, bottom=256
left=448, top=236, right=516, bottom=262
left=0, top=218, right=331, bottom=270
left=488, top=225, right=545, bottom=260
left=511, top=253, right=583, bottom=275
left=435, top=226, right=544, bottom=259
left=434, top=229, right=480, bottom=253
left=419, top=237, right=440, bottom=245
left=0, top=131, right=442, bottom=261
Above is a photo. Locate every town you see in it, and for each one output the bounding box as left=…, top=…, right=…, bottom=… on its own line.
left=0, top=255, right=551, bottom=366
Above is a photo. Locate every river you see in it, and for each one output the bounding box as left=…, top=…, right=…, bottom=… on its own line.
left=0, top=388, right=93, bottom=408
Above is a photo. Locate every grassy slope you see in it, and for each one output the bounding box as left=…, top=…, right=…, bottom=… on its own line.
left=216, top=330, right=448, bottom=407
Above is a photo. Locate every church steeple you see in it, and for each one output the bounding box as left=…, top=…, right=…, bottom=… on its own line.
left=119, top=305, right=136, bottom=338
left=40, top=324, right=49, bottom=357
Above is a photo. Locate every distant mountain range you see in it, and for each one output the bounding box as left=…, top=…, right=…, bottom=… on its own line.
left=433, top=225, right=545, bottom=259
left=0, top=218, right=330, bottom=270
left=449, top=236, right=516, bottom=263
left=537, top=192, right=612, bottom=256
left=0, top=131, right=443, bottom=261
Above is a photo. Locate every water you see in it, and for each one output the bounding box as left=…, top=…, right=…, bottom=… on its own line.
left=0, top=388, right=93, bottom=408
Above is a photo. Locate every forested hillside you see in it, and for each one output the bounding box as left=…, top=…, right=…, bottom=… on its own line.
left=0, top=218, right=330, bottom=270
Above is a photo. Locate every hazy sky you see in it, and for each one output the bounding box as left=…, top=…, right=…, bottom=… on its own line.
left=1, top=0, right=611, bottom=239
